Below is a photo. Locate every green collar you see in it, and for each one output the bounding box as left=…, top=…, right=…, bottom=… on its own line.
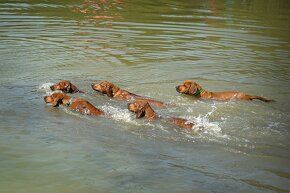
left=65, top=96, right=74, bottom=107
left=194, top=88, right=204, bottom=96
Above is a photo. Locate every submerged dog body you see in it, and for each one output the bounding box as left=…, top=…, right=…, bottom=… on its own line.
left=176, top=80, right=273, bottom=102
left=50, top=80, right=84, bottom=94
left=44, top=92, right=104, bottom=116
left=91, top=81, right=166, bottom=107
left=128, top=100, right=194, bottom=131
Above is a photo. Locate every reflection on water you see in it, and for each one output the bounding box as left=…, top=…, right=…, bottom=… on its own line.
left=72, top=0, right=123, bottom=19
left=1, top=0, right=290, bottom=192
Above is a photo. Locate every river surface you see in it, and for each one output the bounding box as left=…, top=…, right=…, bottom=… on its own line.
left=1, top=0, right=290, bottom=192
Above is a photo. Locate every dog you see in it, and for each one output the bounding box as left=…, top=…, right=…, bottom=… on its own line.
left=91, top=81, right=166, bottom=107
left=176, top=80, right=274, bottom=102
left=127, top=100, right=195, bottom=131
left=44, top=92, right=104, bottom=116
left=50, top=80, right=84, bottom=94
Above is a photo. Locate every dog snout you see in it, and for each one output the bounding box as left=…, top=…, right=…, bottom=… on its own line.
left=128, top=103, right=139, bottom=113
left=91, top=83, right=96, bottom=89
left=175, top=86, right=180, bottom=92
left=127, top=103, right=133, bottom=109
left=44, top=96, right=48, bottom=102
left=127, top=103, right=135, bottom=111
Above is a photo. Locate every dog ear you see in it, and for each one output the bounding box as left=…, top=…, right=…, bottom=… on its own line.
left=196, top=83, right=202, bottom=90
left=188, top=83, right=198, bottom=95
left=106, top=86, right=114, bottom=97
left=65, top=82, right=71, bottom=93
left=136, top=102, right=150, bottom=119
left=52, top=94, right=63, bottom=107
left=136, top=107, right=145, bottom=118
left=70, top=84, right=77, bottom=92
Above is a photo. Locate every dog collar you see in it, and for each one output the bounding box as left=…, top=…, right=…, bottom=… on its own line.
left=65, top=96, right=74, bottom=107
left=194, top=88, right=204, bottom=96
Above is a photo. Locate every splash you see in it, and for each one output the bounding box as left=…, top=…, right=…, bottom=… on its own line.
left=100, top=104, right=138, bottom=124
left=191, top=114, right=221, bottom=135
left=185, top=104, right=225, bottom=138
left=39, top=82, right=54, bottom=95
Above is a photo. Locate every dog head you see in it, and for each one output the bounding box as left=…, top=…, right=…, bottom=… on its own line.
left=50, top=80, right=76, bottom=93
left=128, top=100, right=151, bottom=119
left=91, top=81, right=118, bottom=97
left=44, top=92, right=65, bottom=107
left=176, top=80, right=202, bottom=95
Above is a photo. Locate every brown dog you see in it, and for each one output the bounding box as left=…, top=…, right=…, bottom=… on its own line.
left=128, top=100, right=194, bottom=131
left=50, top=80, right=84, bottom=94
left=91, top=81, right=166, bottom=107
left=44, top=92, right=104, bottom=116
left=176, top=80, right=273, bottom=102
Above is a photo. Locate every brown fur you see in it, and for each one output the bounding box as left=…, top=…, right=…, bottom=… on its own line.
left=91, top=81, right=165, bottom=107
left=44, top=92, right=104, bottom=116
left=50, top=80, right=84, bottom=94
left=176, top=80, right=274, bottom=102
left=128, top=100, right=194, bottom=131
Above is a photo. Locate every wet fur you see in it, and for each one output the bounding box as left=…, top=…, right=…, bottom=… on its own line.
left=44, top=92, right=104, bottom=116
left=92, top=81, right=166, bottom=107
left=128, top=100, right=194, bottom=131
left=176, top=80, right=274, bottom=102
left=50, top=80, right=84, bottom=94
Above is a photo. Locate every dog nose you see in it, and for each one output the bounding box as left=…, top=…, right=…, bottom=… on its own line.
left=175, top=86, right=180, bottom=92
left=50, top=85, right=54, bottom=91
left=91, top=83, right=95, bottom=88
left=43, top=96, right=47, bottom=102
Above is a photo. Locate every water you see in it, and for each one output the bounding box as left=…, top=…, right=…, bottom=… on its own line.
left=1, top=0, right=290, bottom=192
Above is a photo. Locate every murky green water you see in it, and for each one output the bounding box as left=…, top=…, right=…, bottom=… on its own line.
left=1, top=0, right=290, bottom=192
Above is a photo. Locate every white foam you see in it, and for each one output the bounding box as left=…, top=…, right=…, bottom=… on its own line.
left=39, top=82, right=54, bottom=95
left=183, top=104, right=230, bottom=140
left=63, top=107, right=91, bottom=120
left=100, top=104, right=140, bottom=125
left=191, top=115, right=221, bottom=135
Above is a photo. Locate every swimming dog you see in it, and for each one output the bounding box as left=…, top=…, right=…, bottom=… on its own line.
left=92, top=80, right=166, bottom=107
left=128, top=100, right=194, bottom=131
left=44, top=92, right=104, bottom=116
left=50, top=80, right=84, bottom=94
left=176, top=80, right=274, bottom=102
